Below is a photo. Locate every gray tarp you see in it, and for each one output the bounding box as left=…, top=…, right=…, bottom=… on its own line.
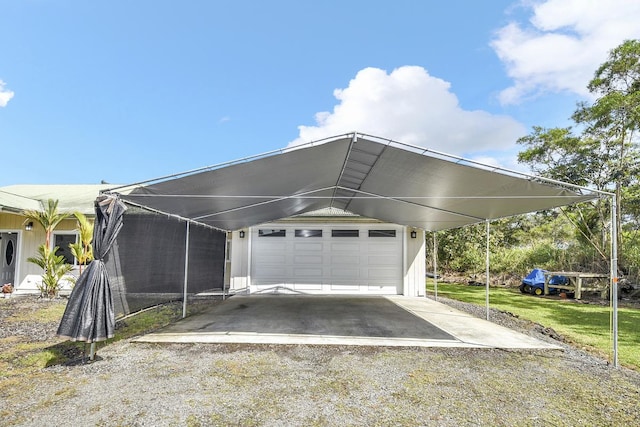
left=110, top=133, right=598, bottom=231
left=57, top=195, right=127, bottom=342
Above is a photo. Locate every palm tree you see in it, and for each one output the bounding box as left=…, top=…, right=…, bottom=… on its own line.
left=69, top=211, right=94, bottom=275
left=27, top=245, right=73, bottom=298
left=22, top=199, right=70, bottom=247
left=23, top=199, right=72, bottom=298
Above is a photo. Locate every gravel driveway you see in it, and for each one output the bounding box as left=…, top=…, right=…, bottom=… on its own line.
left=3, top=296, right=640, bottom=426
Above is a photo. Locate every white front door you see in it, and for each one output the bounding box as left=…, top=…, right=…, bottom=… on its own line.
left=0, top=232, right=18, bottom=285
left=250, top=224, right=403, bottom=294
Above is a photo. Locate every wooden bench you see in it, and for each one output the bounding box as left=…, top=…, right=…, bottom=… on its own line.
left=543, top=272, right=609, bottom=300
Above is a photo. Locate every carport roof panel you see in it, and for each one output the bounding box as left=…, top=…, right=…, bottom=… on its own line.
left=113, top=133, right=599, bottom=231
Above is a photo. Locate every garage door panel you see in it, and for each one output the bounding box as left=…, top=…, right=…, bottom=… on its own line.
left=294, top=242, right=322, bottom=252
left=367, top=283, right=398, bottom=293
left=294, top=255, right=323, bottom=264
left=294, top=282, right=323, bottom=290
left=254, top=281, right=290, bottom=290
left=331, top=267, right=359, bottom=279
left=367, top=267, right=400, bottom=278
left=367, top=242, right=398, bottom=252
left=368, top=255, right=399, bottom=265
left=330, top=242, right=359, bottom=252
left=257, top=241, right=287, bottom=251
left=330, top=282, right=361, bottom=291
left=252, top=224, right=402, bottom=294
left=254, top=265, right=287, bottom=277
left=331, top=255, right=359, bottom=265
left=293, top=267, right=323, bottom=277
left=254, top=254, right=287, bottom=264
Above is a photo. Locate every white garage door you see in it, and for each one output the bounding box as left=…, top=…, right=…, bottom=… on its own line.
left=251, top=224, right=403, bottom=294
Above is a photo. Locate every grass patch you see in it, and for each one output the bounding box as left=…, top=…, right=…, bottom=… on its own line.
left=429, top=281, right=640, bottom=370
left=5, top=302, right=67, bottom=323
left=112, top=303, right=187, bottom=342
left=0, top=298, right=199, bottom=401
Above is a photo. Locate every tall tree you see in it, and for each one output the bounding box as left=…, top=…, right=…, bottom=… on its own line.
left=572, top=39, right=640, bottom=254
left=517, top=127, right=611, bottom=263
left=22, top=199, right=70, bottom=247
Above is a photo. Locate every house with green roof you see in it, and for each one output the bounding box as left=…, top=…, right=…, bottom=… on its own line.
left=0, top=184, right=113, bottom=295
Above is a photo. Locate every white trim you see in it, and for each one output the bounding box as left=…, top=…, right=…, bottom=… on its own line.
left=247, top=227, right=253, bottom=294
left=402, top=226, right=408, bottom=296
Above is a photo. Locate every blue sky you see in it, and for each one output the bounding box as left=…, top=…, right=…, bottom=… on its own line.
left=1, top=0, right=639, bottom=187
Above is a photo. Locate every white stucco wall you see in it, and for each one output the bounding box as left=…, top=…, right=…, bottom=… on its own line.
left=404, top=228, right=426, bottom=297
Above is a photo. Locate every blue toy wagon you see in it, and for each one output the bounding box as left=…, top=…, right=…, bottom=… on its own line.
left=519, top=268, right=568, bottom=296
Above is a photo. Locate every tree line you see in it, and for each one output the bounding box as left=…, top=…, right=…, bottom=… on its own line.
left=432, top=40, right=640, bottom=283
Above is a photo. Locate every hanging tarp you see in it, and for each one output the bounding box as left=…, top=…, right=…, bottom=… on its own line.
left=57, top=195, right=127, bottom=342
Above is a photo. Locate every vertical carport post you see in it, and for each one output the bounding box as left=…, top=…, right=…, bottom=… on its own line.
left=485, top=220, right=491, bottom=321
left=223, top=232, right=229, bottom=301
left=432, top=231, right=438, bottom=301
left=182, top=221, right=190, bottom=319
left=611, top=195, right=619, bottom=368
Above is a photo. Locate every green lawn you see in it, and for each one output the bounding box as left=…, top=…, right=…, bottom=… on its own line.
left=427, top=280, right=640, bottom=370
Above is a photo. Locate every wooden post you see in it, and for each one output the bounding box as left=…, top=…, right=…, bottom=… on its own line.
left=576, top=277, right=582, bottom=300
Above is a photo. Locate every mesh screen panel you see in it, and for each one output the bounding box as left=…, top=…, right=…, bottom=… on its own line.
left=105, top=204, right=226, bottom=317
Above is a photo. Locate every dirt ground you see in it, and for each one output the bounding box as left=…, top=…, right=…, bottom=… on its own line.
left=1, top=295, right=639, bottom=426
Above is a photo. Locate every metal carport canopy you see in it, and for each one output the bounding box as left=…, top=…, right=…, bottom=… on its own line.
left=106, top=133, right=600, bottom=230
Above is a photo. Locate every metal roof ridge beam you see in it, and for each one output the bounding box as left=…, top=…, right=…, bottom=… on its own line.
left=330, top=134, right=358, bottom=209
left=341, top=140, right=389, bottom=212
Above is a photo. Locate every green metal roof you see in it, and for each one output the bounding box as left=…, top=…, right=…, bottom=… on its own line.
left=0, top=184, right=115, bottom=215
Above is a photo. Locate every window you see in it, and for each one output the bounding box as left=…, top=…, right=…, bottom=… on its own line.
left=258, top=229, right=286, bottom=237
left=5, top=240, right=14, bottom=266
left=295, top=229, right=322, bottom=238
left=53, top=233, right=78, bottom=265
left=331, top=229, right=359, bottom=237
left=368, top=230, right=396, bottom=237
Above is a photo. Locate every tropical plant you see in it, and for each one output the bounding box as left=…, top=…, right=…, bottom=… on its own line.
left=27, top=245, right=73, bottom=298
left=23, top=198, right=73, bottom=297
left=22, top=199, right=70, bottom=247
left=69, top=211, right=94, bottom=275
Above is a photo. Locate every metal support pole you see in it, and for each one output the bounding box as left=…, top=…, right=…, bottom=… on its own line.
left=485, top=220, right=490, bottom=321
left=223, top=232, right=229, bottom=301
left=433, top=231, right=438, bottom=301
left=611, top=195, right=618, bottom=368
left=182, top=221, right=190, bottom=319
left=89, top=342, right=96, bottom=361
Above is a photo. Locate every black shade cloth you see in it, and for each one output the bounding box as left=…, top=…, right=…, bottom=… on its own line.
left=57, top=195, right=127, bottom=342
left=106, top=204, right=226, bottom=316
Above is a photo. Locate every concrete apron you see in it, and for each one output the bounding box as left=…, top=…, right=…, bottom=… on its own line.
left=132, top=295, right=561, bottom=350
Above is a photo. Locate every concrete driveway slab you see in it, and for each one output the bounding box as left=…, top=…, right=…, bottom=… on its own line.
left=133, top=295, right=560, bottom=350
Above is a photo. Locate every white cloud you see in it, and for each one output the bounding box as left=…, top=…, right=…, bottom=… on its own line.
left=492, top=0, right=640, bottom=104
left=289, top=66, right=525, bottom=156
left=0, top=80, right=14, bottom=107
